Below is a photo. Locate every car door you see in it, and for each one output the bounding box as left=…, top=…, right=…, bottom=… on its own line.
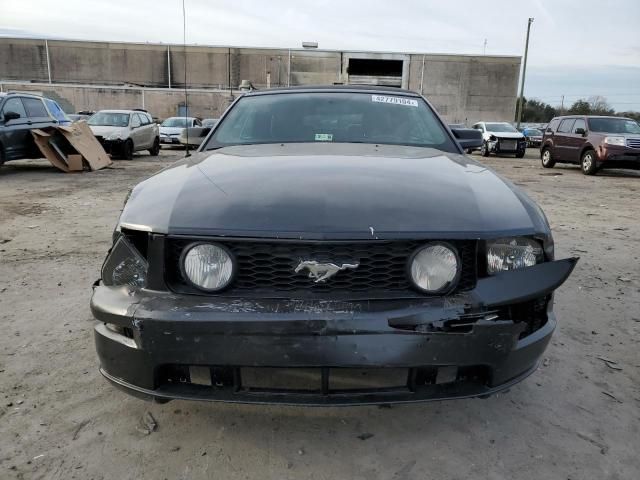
left=136, top=113, right=153, bottom=148
left=0, top=96, right=33, bottom=160
left=553, top=118, right=575, bottom=161
left=567, top=118, right=587, bottom=162
left=129, top=113, right=143, bottom=150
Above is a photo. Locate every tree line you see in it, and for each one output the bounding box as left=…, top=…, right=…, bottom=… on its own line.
left=517, top=95, right=640, bottom=123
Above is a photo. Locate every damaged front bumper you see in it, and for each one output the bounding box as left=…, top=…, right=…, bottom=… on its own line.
left=91, top=258, right=577, bottom=406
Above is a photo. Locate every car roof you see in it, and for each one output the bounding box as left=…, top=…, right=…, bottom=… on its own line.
left=243, top=85, right=422, bottom=97
left=1, top=91, right=47, bottom=100
left=96, top=109, right=137, bottom=114
left=553, top=115, right=633, bottom=120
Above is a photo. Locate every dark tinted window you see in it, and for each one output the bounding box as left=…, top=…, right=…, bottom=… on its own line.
left=557, top=119, right=575, bottom=133
left=588, top=117, right=640, bottom=134
left=206, top=92, right=457, bottom=153
left=573, top=119, right=586, bottom=133
left=22, top=97, right=49, bottom=118
left=546, top=118, right=560, bottom=133
left=1, top=97, right=28, bottom=119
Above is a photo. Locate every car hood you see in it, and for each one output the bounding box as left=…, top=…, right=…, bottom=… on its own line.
left=119, top=143, right=548, bottom=239
left=160, top=126, right=184, bottom=136
left=89, top=125, right=128, bottom=138
left=484, top=132, right=524, bottom=139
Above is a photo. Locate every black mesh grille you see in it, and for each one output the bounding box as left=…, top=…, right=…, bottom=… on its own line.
left=166, top=238, right=477, bottom=298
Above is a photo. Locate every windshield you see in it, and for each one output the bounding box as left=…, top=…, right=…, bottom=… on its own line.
left=588, top=118, right=640, bottom=134
left=486, top=123, right=518, bottom=133
left=205, top=92, right=457, bottom=152
left=88, top=112, right=129, bottom=127
left=525, top=129, right=543, bottom=136
left=162, top=117, right=192, bottom=127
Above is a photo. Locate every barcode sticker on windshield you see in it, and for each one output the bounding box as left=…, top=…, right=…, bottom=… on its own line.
left=315, top=133, right=333, bottom=141
left=371, top=95, right=419, bottom=107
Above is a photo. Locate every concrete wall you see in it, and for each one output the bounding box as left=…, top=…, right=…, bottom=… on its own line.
left=0, top=38, right=520, bottom=123
left=0, top=82, right=236, bottom=120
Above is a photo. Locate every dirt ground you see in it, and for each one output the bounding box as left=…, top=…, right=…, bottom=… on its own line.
left=1, top=147, right=638, bottom=480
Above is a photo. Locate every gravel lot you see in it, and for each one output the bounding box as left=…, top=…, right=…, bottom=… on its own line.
left=1, top=148, right=638, bottom=480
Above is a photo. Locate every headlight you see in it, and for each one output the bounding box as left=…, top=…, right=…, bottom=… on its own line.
left=489, top=135, right=497, bottom=141
left=102, top=236, right=148, bottom=287
left=487, top=237, right=543, bottom=275
left=181, top=243, right=234, bottom=292
left=106, top=132, right=122, bottom=140
left=604, top=136, right=625, bottom=146
left=409, top=242, right=460, bottom=294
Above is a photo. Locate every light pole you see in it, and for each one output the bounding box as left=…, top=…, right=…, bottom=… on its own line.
left=516, top=17, right=534, bottom=129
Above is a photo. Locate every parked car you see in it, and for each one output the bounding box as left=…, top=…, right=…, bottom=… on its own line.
left=87, top=110, right=160, bottom=159
left=159, top=116, right=201, bottom=145
left=522, top=127, right=543, bottom=148
left=0, top=92, right=67, bottom=165
left=67, top=113, right=92, bottom=122
left=91, top=86, right=576, bottom=406
left=202, top=118, right=219, bottom=128
left=178, top=119, right=219, bottom=147
left=472, top=122, right=526, bottom=157
left=541, top=115, right=640, bottom=175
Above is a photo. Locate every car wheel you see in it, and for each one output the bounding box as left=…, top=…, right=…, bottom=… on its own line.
left=581, top=149, right=598, bottom=175
left=480, top=141, right=490, bottom=157
left=541, top=147, right=555, bottom=168
left=122, top=140, right=134, bottom=160
left=466, top=149, right=474, bottom=154
left=515, top=150, right=525, bottom=158
left=149, top=137, right=160, bottom=156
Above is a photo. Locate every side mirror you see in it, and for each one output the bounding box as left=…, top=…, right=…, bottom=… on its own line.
left=575, top=127, right=586, bottom=135
left=4, top=111, right=21, bottom=122
left=451, top=127, right=483, bottom=150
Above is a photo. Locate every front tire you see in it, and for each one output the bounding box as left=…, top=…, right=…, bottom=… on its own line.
left=480, top=141, right=490, bottom=157
left=121, top=140, right=134, bottom=160
left=541, top=147, right=556, bottom=168
left=149, top=137, right=160, bottom=156
left=581, top=149, right=598, bottom=175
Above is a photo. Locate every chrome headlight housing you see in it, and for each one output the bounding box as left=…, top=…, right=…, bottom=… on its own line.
left=487, top=237, right=543, bottom=275
left=409, top=242, right=460, bottom=294
left=181, top=243, right=235, bottom=292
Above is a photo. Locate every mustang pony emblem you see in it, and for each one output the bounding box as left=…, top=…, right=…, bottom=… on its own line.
left=294, top=260, right=360, bottom=283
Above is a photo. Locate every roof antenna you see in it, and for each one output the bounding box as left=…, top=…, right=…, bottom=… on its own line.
left=182, top=0, right=190, bottom=157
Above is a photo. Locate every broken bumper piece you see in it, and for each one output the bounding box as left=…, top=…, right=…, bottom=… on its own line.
left=91, top=258, right=577, bottom=406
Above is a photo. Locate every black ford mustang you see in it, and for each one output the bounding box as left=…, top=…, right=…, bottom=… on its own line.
left=91, top=86, right=577, bottom=405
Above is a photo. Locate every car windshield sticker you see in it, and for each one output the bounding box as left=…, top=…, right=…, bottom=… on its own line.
left=371, top=95, right=419, bottom=107
left=315, top=133, right=333, bottom=142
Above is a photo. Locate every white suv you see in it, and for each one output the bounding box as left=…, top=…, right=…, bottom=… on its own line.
left=472, top=122, right=527, bottom=158
left=88, top=110, right=160, bottom=159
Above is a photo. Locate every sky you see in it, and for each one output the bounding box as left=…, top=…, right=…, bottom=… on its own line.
left=1, top=0, right=639, bottom=111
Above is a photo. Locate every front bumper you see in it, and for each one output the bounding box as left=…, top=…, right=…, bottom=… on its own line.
left=488, top=139, right=527, bottom=153
left=95, top=137, right=125, bottom=155
left=597, top=145, right=640, bottom=169
left=160, top=136, right=180, bottom=144
left=91, top=258, right=577, bottom=405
